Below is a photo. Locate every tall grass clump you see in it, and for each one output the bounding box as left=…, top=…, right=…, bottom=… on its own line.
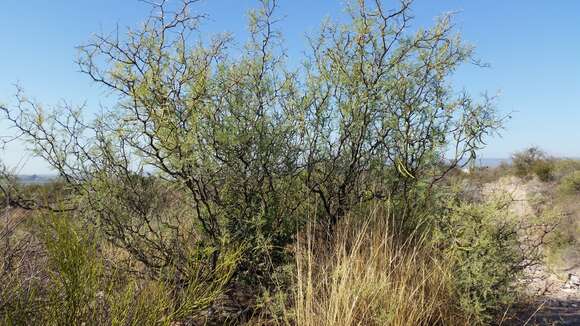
left=282, top=197, right=539, bottom=325
left=0, top=210, right=104, bottom=325
left=286, top=206, right=463, bottom=326
left=38, top=213, right=102, bottom=324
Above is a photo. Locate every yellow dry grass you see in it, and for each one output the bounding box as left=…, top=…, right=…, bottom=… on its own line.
left=287, top=208, right=466, bottom=326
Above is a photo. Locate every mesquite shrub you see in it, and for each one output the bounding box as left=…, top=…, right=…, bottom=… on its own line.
left=1, top=0, right=501, bottom=303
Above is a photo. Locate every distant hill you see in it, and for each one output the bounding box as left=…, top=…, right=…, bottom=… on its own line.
left=476, top=158, right=511, bottom=168
left=16, top=174, right=56, bottom=184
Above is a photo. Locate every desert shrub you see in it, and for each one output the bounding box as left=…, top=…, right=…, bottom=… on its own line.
left=544, top=213, right=579, bottom=271
left=511, top=147, right=554, bottom=181
left=0, top=0, right=504, bottom=321
left=0, top=206, right=242, bottom=325
left=512, top=147, right=544, bottom=178
left=1, top=211, right=112, bottom=324
left=531, top=159, right=555, bottom=182
left=37, top=213, right=103, bottom=324
left=558, top=170, right=580, bottom=195
left=106, top=261, right=241, bottom=326
left=433, top=199, right=531, bottom=324
left=0, top=0, right=499, bottom=232
left=546, top=172, right=580, bottom=271
left=553, top=159, right=580, bottom=179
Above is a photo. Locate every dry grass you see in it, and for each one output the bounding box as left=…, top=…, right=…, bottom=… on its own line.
left=286, top=208, right=467, bottom=326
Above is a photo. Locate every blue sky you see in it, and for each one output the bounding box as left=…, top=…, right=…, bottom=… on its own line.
left=1, top=0, right=579, bottom=174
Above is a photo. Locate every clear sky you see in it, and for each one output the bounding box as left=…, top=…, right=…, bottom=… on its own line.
left=1, top=0, right=579, bottom=174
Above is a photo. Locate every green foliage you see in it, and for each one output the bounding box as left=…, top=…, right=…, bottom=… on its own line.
left=434, top=200, right=527, bottom=324
left=512, top=146, right=554, bottom=181
left=0, top=0, right=507, bottom=323
left=300, top=3, right=501, bottom=229
left=558, top=170, right=580, bottom=195
left=0, top=245, right=45, bottom=325
left=553, top=159, right=580, bottom=180
left=547, top=167, right=580, bottom=272
left=108, top=281, right=174, bottom=326
left=0, top=212, right=102, bottom=325
left=0, top=0, right=501, bottom=297
left=38, top=214, right=102, bottom=324
left=544, top=219, right=578, bottom=270
left=0, top=211, right=239, bottom=325
left=532, top=159, right=555, bottom=182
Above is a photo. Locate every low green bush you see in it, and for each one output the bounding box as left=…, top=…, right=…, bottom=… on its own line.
left=0, top=209, right=242, bottom=325
left=553, top=159, right=580, bottom=180
left=558, top=171, right=580, bottom=195
left=532, top=160, right=555, bottom=182
left=0, top=260, right=45, bottom=325
left=512, top=147, right=554, bottom=181
left=39, top=214, right=103, bottom=324
left=434, top=199, right=529, bottom=324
